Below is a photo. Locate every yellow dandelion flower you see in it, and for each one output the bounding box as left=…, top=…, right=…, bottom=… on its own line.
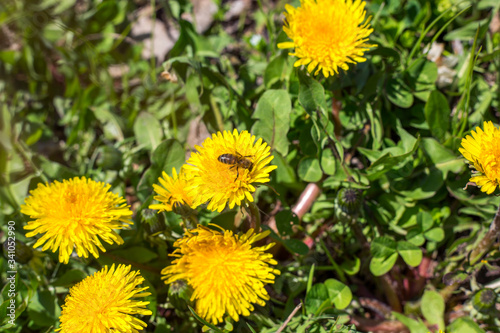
left=162, top=225, right=280, bottom=325
left=149, top=166, right=195, bottom=212
left=184, top=129, right=277, bottom=212
left=459, top=121, right=500, bottom=195
left=57, top=264, right=152, bottom=333
left=21, top=177, right=132, bottom=264
left=278, top=0, right=375, bottom=77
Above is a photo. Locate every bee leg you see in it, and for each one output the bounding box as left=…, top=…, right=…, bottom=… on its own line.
left=234, top=168, right=239, bottom=182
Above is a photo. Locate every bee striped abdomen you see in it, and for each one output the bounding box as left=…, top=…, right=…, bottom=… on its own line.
left=217, top=153, right=254, bottom=181
left=218, top=154, right=237, bottom=165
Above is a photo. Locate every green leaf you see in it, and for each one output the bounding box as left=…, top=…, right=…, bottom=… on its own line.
left=392, top=312, right=428, bottom=333
left=478, top=0, right=500, bottom=9
left=406, top=59, right=438, bottom=101
left=444, top=19, right=489, bottom=41
left=417, top=211, right=434, bottom=231
left=305, top=283, right=329, bottom=315
left=387, top=78, right=414, bottom=108
left=398, top=168, right=443, bottom=200
left=94, top=1, right=119, bottom=23
left=447, top=316, right=485, bottom=333
left=298, top=71, right=328, bottom=115
left=299, top=125, right=318, bottom=156
left=272, top=152, right=296, bottom=184
left=93, top=106, right=125, bottom=142
left=371, top=236, right=397, bottom=258
left=366, top=103, right=383, bottom=150
left=0, top=50, right=17, bottom=65
left=27, top=290, right=59, bottom=327
left=360, top=126, right=419, bottom=181
left=0, top=299, right=9, bottom=325
left=138, top=139, right=185, bottom=192
left=264, top=54, right=286, bottom=88
left=421, top=138, right=464, bottom=178
left=283, top=239, right=309, bottom=255
left=406, top=229, right=426, bottom=246
left=424, top=91, right=450, bottom=141
left=397, top=241, right=423, bottom=267
left=324, top=279, right=352, bottom=310
left=53, top=0, right=77, bottom=14
left=169, top=21, right=200, bottom=58
left=340, top=257, right=360, bottom=275
left=211, top=211, right=237, bottom=231
left=298, top=157, right=322, bottom=182
left=275, top=209, right=300, bottom=237
left=421, top=290, right=445, bottom=330
left=133, top=112, right=163, bottom=151
left=370, top=253, right=398, bottom=276
left=111, top=246, right=158, bottom=264
left=251, top=89, right=291, bottom=155
left=320, top=148, right=336, bottom=176
left=52, top=269, right=87, bottom=287
left=424, top=227, right=445, bottom=242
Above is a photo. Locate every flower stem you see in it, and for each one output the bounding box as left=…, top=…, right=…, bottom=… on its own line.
left=331, top=96, right=342, bottom=139
left=469, top=203, right=500, bottom=265
left=210, top=95, right=225, bottom=133
left=378, top=273, right=402, bottom=313
left=245, top=201, right=261, bottom=232
left=319, top=238, right=347, bottom=283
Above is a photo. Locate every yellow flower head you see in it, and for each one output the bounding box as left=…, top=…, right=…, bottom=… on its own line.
left=149, top=166, right=195, bottom=213
left=57, top=264, right=152, bottom=333
left=162, top=225, right=280, bottom=325
left=459, top=121, right=500, bottom=194
left=184, top=129, right=277, bottom=212
left=21, top=177, right=132, bottom=264
left=278, top=0, right=375, bottom=77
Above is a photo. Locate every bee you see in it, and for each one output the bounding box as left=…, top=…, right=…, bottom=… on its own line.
left=218, top=152, right=253, bottom=181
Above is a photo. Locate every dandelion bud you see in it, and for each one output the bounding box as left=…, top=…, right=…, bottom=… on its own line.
left=3, top=240, right=33, bottom=264
left=141, top=209, right=166, bottom=234
left=336, top=188, right=363, bottom=215
left=168, top=280, right=192, bottom=311
left=472, top=288, right=497, bottom=313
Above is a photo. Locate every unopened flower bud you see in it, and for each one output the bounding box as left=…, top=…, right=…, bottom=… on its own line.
left=472, top=288, right=497, bottom=313
left=336, top=188, right=363, bottom=215
left=142, top=209, right=166, bottom=234
left=3, top=240, right=33, bottom=264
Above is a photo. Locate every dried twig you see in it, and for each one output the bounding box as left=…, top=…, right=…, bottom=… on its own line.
left=276, top=303, right=302, bottom=333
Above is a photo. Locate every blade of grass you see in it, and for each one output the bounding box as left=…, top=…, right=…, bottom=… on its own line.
left=319, top=238, right=346, bottom=283
left=454, top=28, right=481, bottom=139
left=406, top=5, right=458, bottom=67
left=246, top=323, right=257, bottom=333
left=188, top=306, right=226, bottom=333
left=425, top=6, right=471, bottom=57
left=307, top=263, right=315, bottom=294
